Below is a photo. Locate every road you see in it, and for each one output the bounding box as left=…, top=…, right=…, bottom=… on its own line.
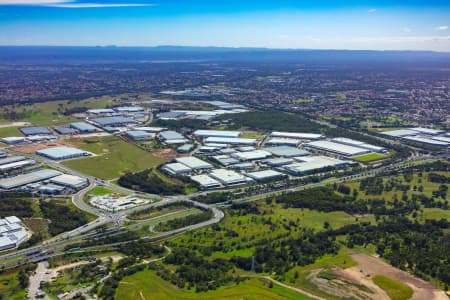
left=27, top=261, right=50, bottom=300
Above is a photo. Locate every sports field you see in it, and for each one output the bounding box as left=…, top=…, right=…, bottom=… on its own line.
left=116, top=269, right=312, bottom=300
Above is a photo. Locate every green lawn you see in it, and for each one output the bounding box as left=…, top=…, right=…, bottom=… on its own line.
left=62, top=136, right=165, bottom=180
left=0, top=126, right=24, bottom=138
left=116, top=269, right=312, bottom=300
left=88, top=186, right=115, bottom=196
left=353, top=153, right=387, bottom=162
left=372, top=275, right=413, bottom=300
left=0, top=269, right=27, bottom=300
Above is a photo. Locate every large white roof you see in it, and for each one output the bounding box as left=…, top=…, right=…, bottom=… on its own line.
left=305, top=140, right=370, bottom=157
left=176, top=157, right=213, bottom=169
left=204, top=137, right=256, bottom=145
left=271, top=132, right=323, bottom=140
left=193, top=130, right=241, bottom=138
left=209, top=169, right=249, bottom=185
left=190, top=175, right=221, bottom=188
left=246, top=170, right=284, bottom=181
left=231, top=150, right=272, bottom=161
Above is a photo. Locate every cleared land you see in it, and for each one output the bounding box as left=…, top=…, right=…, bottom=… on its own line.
left=116, top=269, right=312, bottom=300
left=62, top=136, right=164, bottom=180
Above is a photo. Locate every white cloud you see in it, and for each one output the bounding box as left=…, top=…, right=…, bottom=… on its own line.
left=351, top=35, right=450, bottom=43
left=367, top=8, right=377, bottom=13
left=402, top=27, right=412, bottom=33
left=434, top=25, right=448, bottom=31
left=0, top=0, right=154, bottom=7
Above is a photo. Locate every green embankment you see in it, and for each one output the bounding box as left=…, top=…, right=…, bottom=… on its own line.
left=372, top=275, right=413, bottom=300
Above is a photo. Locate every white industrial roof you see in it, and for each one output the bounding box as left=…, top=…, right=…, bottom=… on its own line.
left=50, top=174, right=87, bottom=187
left=380, top=129, right=418, bottom=137
left=36, top=146, right=92, bottom=159
left=193, top=130, right=241, bottom=138
left=403, top=136, right=449, bottom=146
left=284, top=156, right=350, bottom=174
left=246, top=170, right=284, bottom=181
left=331, top=137, right=386, bottom=152
left=132, top=127, right=166, bottom=132
left=163, top=163, right=192, bottom=174
left=231, top=150, right=272, bottom=161
left=176, top=157, right=213, bottom=169
left=271, top=132, right=323, bottom=140
left=0, top=160, right=35, bottom=172
left=410, top=127, right=444, bottom=135
left=266, top=137, right=301, bottom=146
left=190, top=175, right=221, bottom=188
left=264, top=146, right=310, bottom=157
left=0, top=169, right=62, bottom=190
left=204, top=137, right=256, bottom=145
left=209, top=169, right=249, bottom=185
left=305, top=140, right=370, bottom=157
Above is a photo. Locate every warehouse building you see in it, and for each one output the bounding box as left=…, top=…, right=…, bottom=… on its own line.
left=132, top=126, right=166, bottom=133
left=261, top=157, right=293, bottom=167
left=87, top=108, right=115, bottom=115
left=403, top=136, right=449, bottom=147
left=283, top=156, right=350, bottom=176
left=114, top=106, right=144, bottom=113
left=91, top=116, right=136, bottom=127
left=246, top=170, right=285, bottom=182
left=0, top=169, right=62, bottom=190
left=162, top=163, right=192, bottom=175
left=212, top=155, right=240, bottom=166
left=38, top=184, right=66, bottom=195
left=0, top=160, right=36, bottom=172
left=177, top=144, right=195, bottom=153
left=209, top=169, right=249, bottom=186
left=0, top=151, right=6, bottom=159
left=0, top=156, right=27, bottom=166
left=270, top=132, right=323, bottom=140
left=193, top=130, right=241, bottom=139
left=229, top=162, right=255, bottom=170
left=410, top=127, right=445, bottom=135
left=204, top=137, right=257, bottom=145
left=36, top=146, right=92, bottom=160
left=305, top=140, right=371, bottom=157
left=231, top=150, right=272, bottom=161
left=126, top=130, right=153, bottom=141
left=190, top=175, right=221, bottom=189
left=1, top=137, right=27, bottom=145
left=176, top=157, right=213, bottom=170
left=380, top=129, right=419, bottom=138
left=54, top=126, right=78, bottom=135
left=158, top=130, right=188, bottom=145
left=50, top=174, right=88, bottom=189
left=264, top=146, right=310, bottom=158
left=70, top=122, right=99, bottom=133
left=27, top=135, right=57, bottom=143
left=331, top=138, right=387, bottom=153
left=0, top=216, right=28, bottom=251
left=265, top=137, right=301, bottom=147
left=20, top=126, right=52, bottom=136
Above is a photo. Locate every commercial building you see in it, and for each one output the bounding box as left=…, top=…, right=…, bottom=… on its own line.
left=209, top=169, right=249, bottom=186
left=212, top=155, right=240, bottom=166
left=91, top=116, right=137, bottom=127
left=126, top=130, right=153, bottom=141
left=36, top=146, right=92, bottom=160
left=162, top=163, right=192, bottom=175
left=246, top=170, right=285, bottom=182
left=50, top=174, right=88, bottom=189
left=265, top=137, right=301, bottom=147
left=0, top=216, right=27, bottom=251
left=305, top=140, right=370, bottom=157
left=158, top=131, right=188, bottom=145
left=0, top=169, right=62, bottom=190
left=54, top=126, right=78, bottom=135
left=70, top=122, right=99, bottom=133
left=0, top=156, right=27, bottom=166
left=264, top=146, right=310, bottom=158
left=193, top=130, right=241, bottom=139
left=1, top=137, right=27, bottom=145
left=20, top=126, right=52, bottom=136
left=283, top=156, right=350, bottom=176
left=190, top=175, right=221, bottom=189
left=231, top=150, right=272, bottom=161
left=204, top=137, right=257, bottom=145
left=176, top=157, right=213, bottom=170
left=90, top=195, right=149, bottom=212
left=0, top=160, right=36, bottom=172
left=270, top=132, right=323, bottom=140
left=331, top=138, right=387, bottom=153
left=38, top=184, right=66, bottom=195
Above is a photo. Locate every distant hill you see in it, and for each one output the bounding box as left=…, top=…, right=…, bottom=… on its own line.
left=0, top=45, right=449, bottom=65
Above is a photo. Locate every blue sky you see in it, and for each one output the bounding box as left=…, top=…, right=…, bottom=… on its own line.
left=0, top=0, right=449, bottom=51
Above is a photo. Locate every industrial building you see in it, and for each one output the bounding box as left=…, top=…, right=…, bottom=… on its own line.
left=270, top=132, right=323, bottom=140
left=132, top=126, right=166, bottom=133
left=36, top=146, right=92, bottom=160
left=283, top=156, right=350, bottom=176
left=265, top=137, right=301, bottom=146
left=246, top=170, right=285, bottom=182
left=0, top=156, right=27, bottom=166
left=380, top=129, right=420, bottom=138
left=162, top=163, right=192, bottom=175
left=0, top=216, right=28, bottom=251
left=0, top=169, right=62, bottom=190
left=87, top=108, right=115, bottom=115
left=264, top=146, right=310, bottom=157
left=20, top=126, right=52, bottom=136
left=1, top=137, right=27, bottom=145
left=204, top=137, right=257, bottom=145
left=50, top=174, right=88, bottom=189
left=91, top=116, right=137, bottom=127
left=410, top=127, right=445, bottom=135
left=176, top=157, right=213, bottom=170
left=158, top=131, right=188, bottom=145
left=305, top=140, right=371, bottom=157
left=209, top=169, right=249, bottom=186
left=114, top=106, right=144, bottom=113
left=126, top=130, right=153, bottom=141
left=231, top=150, right=272, bottom=161
left=177, top=144, right=195, bottom=153
left=331, top=138, right=387, bottom=153
left=403, top=136, right=449, bottom=147
left=212, top=155, right=240, bottom=166
left=90, top=195, right=149, bottom=212
left=70, top=122, right=99, bottom=133
left=261, top=157, right=293, bottom=167
left=190, top=175, right=221, bottom=189
left=193, top=130, right=241, bottom=139
left=0, top=160, right=36, bottom=172
left=54, top=126, right=78, bottom=135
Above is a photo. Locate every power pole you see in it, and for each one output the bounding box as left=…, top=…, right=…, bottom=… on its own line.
left=251, top=256, right=255, bottom=273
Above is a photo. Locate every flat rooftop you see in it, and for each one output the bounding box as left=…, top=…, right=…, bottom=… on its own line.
left=193, top=130, right=241, bottom=138
left=305, top=140, right=370, bottom=157
left=0, top=169, right=62, bottom=190
left=204, top=137, right=256, bottom=145
left=36, top=146, right=92, bottom=160
left=176, top=157, right=213, bottom=169
left=271, top=131, right=323, bottom=140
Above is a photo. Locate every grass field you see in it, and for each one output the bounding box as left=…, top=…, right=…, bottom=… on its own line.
left=88, top=186, right=115, bottom=196
left=116, top=269, right=312, bottom=300
left=0, top=126, right=24, bottom=138
left=353, top=153, right=388, bottom=162
left=372, top=275, right=413, bottom=300
left=62, top=136, right=165, bottom=180
left=0, top=269, right=27, bottom=300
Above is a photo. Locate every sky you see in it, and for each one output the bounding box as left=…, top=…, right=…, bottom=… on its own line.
left=0, top=0, right=449, bottom=51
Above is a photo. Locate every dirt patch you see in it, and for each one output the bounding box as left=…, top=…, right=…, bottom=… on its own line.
left=22, top=218, right=49, bottom=235
left=342, top=254, right=447, bottom=300
left=152, top=148, right=177, bottom=161
left=12, top=141, right=71, bottom=154
left=50, top=261, right=94, bottom=279
left=0, top=122, right=31, bottom=128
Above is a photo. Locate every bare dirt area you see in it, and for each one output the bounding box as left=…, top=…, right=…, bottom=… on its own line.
left=12, top=141, right=70, bottom=153
left=341, top=253, right=447, bottom=300
left=152, top=148, right=177, bottom=160
left=50, top=261, right=94, bottom=279
left=0, top=122, right=31, bottom=128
